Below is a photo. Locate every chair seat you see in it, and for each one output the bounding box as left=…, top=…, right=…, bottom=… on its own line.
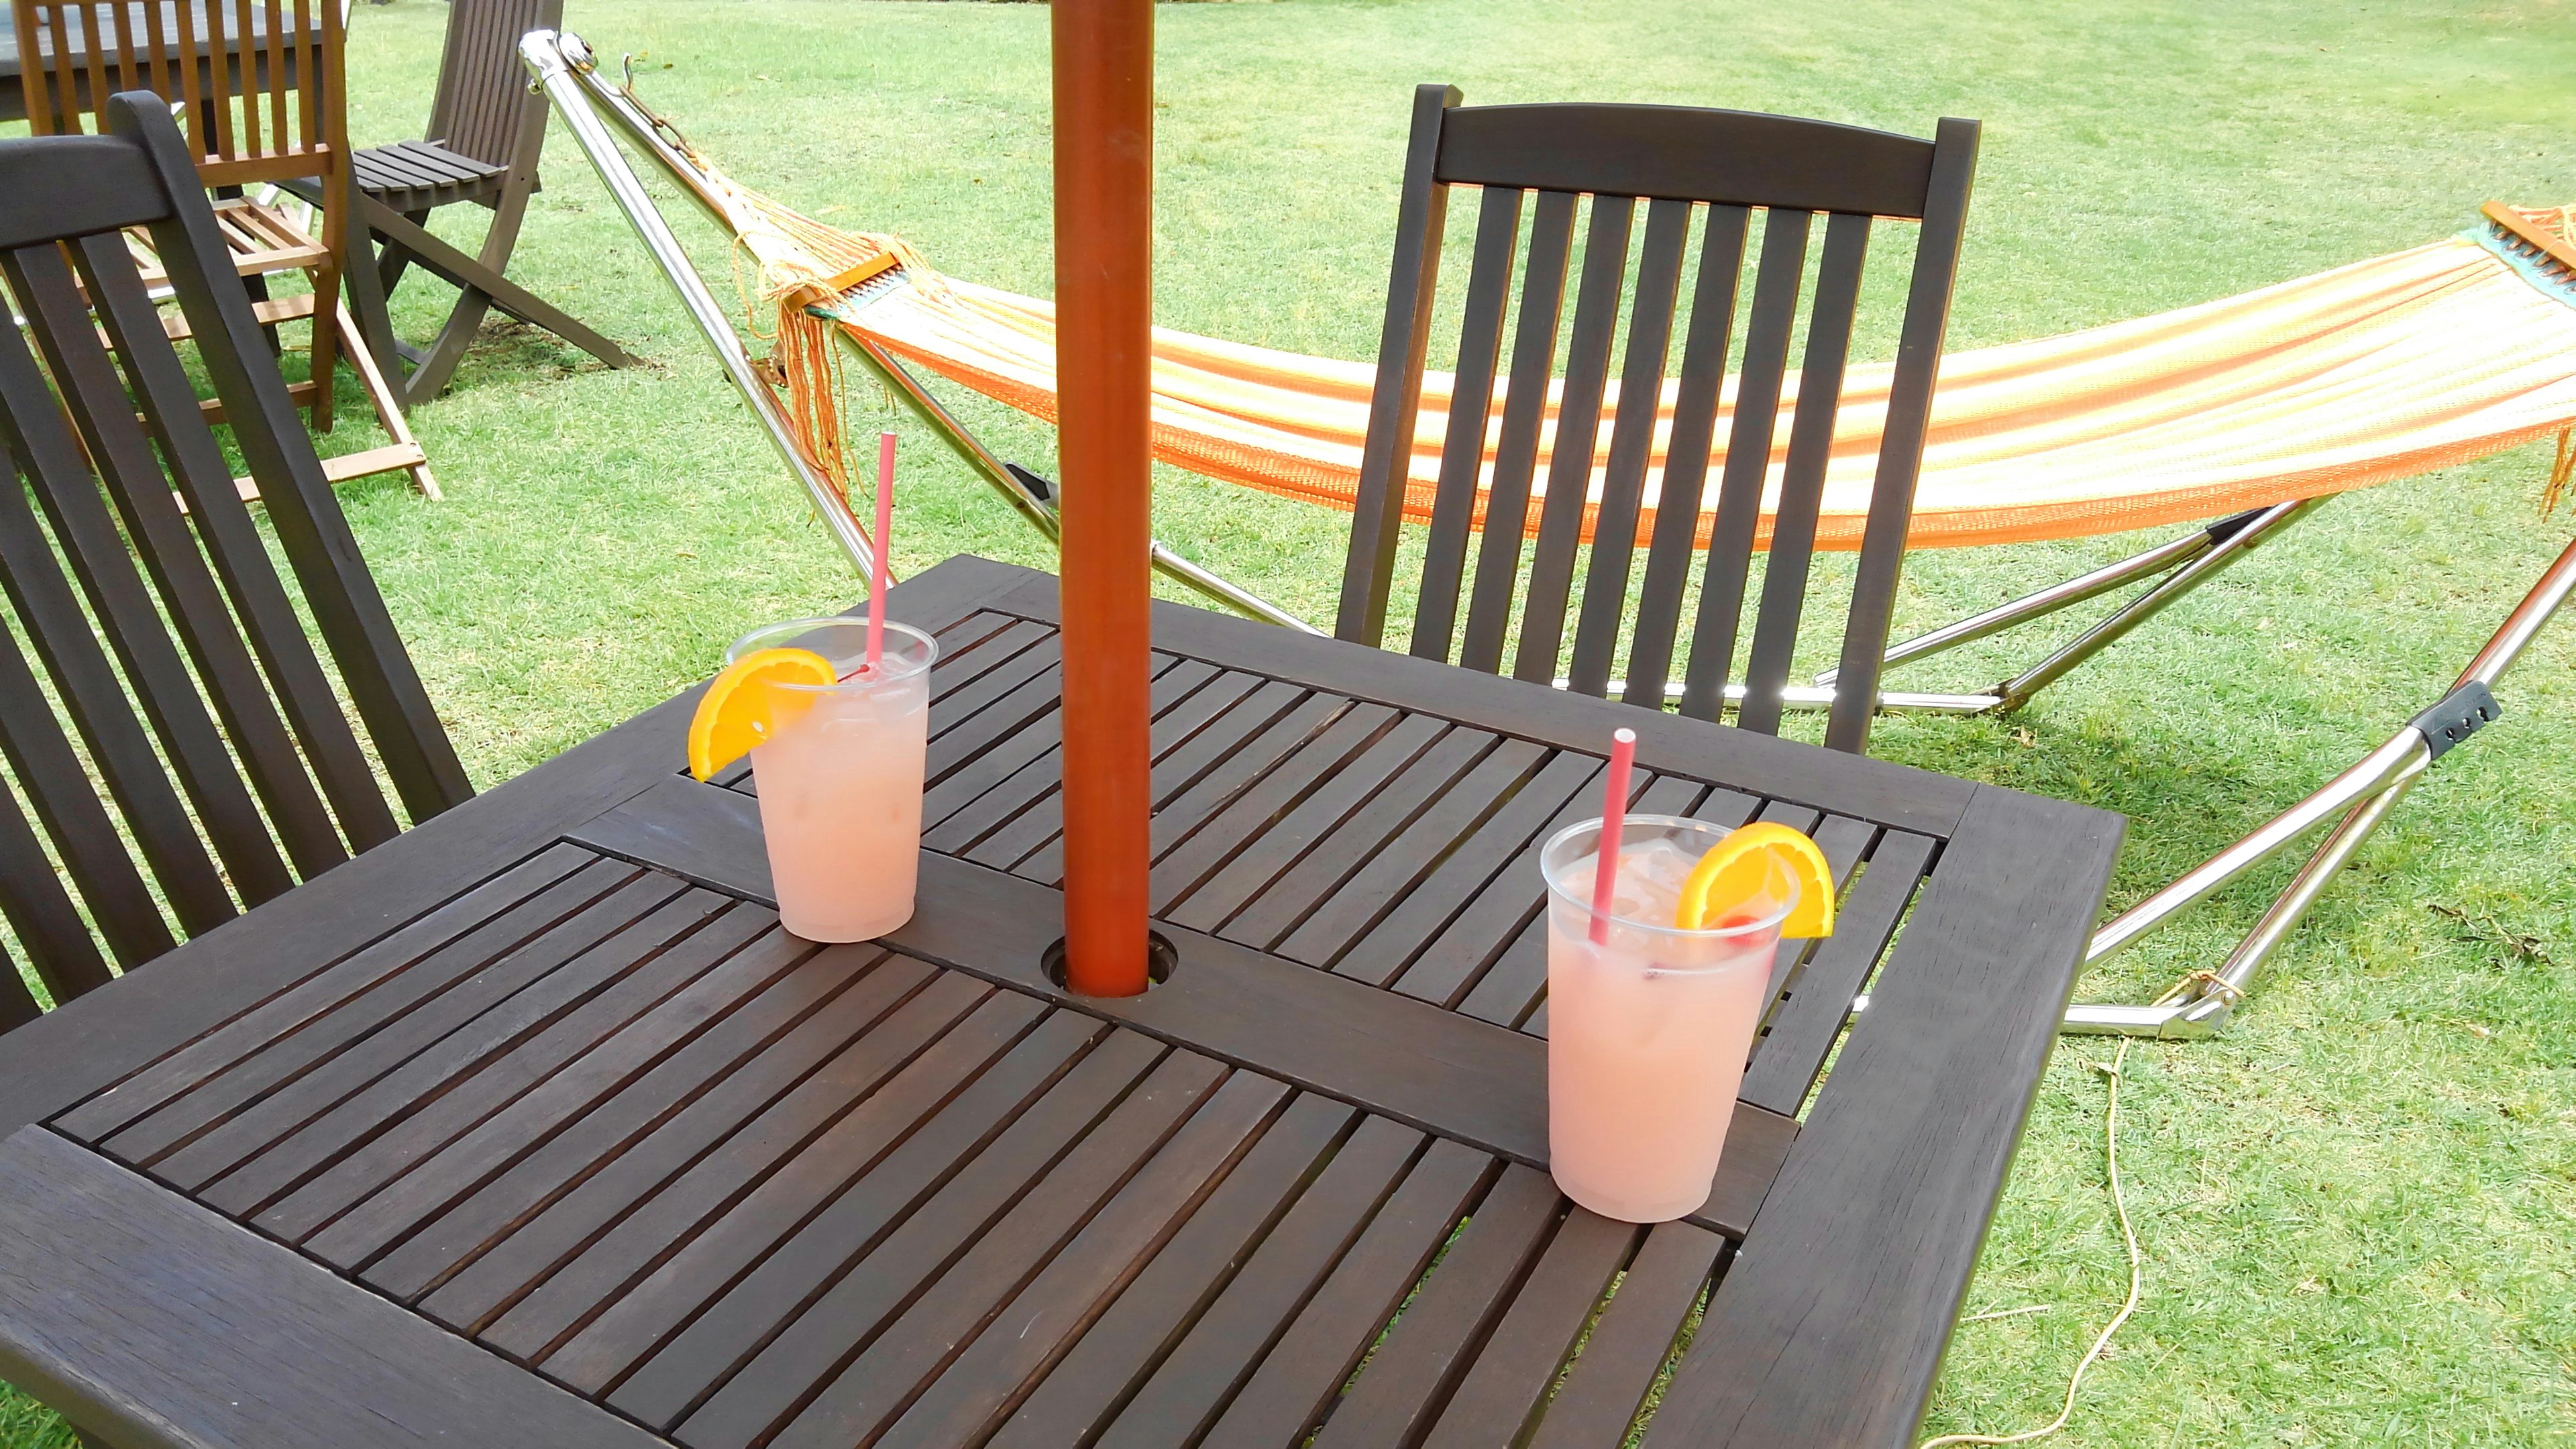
left=354, top=140, right=508, bottom=212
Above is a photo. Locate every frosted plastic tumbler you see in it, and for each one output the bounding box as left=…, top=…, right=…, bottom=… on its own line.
left=727, top=615, right=937, bottom=943
left=1541, top=814, right=1797, bottom=1222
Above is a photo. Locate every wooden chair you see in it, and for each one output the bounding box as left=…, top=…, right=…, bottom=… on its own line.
left=0, top=92, right=472, bottom=1035
left=337, top=0, right=638, bottom=405
left=1338, top=86, right=1980, bottom=754
left=11, top=0, right=438, bottom=498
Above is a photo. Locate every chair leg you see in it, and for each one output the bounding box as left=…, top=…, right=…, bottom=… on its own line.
left=354, top=196, right=636, bottom=371
left=336, top=178, right=409, bottom=416
left=402, top=176, right=531, bottom=403
left=376, top=207, right=430, bottom=297
left=305, top=264, right=341, bottom=433
left=337, top=300, right=439, bottom=499
left=398, top=291, right=494, bottom=406
left=240, top=270, right=284, bottom=357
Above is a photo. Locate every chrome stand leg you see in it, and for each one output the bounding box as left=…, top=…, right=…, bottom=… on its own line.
left=525, top=31, right=879, bottom=582
left=1550, top=677, right=2003, bottom=712
left=1994, top=498, right=2320, bottom=709
left=2063, top=527, right=2576, bottom=1036
left=1815, top=519, right=2234, bottom=688
left=2061, top=735, right=2428, bottom=1038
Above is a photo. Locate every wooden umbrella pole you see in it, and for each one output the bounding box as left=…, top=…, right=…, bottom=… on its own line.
left=1052, top=0, right=1156, bottom=996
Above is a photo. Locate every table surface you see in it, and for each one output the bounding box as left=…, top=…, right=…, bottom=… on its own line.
left=0, top=555, right=2122, bottom=1449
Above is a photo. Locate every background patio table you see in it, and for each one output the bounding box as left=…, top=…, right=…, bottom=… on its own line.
left=0, top=555, right=2120, bottom=1449
left=0, top=2, right=319, bottom=124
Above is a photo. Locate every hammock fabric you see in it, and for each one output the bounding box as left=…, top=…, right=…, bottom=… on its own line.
left=706, top=148, right=2576, bottom=551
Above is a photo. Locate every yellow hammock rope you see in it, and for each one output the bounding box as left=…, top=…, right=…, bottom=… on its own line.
left=696, top=139, right=2576, bottom=551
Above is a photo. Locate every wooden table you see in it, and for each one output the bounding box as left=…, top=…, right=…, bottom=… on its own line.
left=0, top=555, right=2121, bottom=1449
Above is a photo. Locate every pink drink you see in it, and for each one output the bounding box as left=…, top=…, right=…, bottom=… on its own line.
left=1542, top=816, right=1795, bottom=1223
left=727, top=616, right=938, bottom=943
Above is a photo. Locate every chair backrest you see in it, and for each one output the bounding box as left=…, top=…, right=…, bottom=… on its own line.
left=425, top=0, right=559, bottom=170
left=0, top=95, right=470, bottom=1034
left=13, top=1, right=348, bottom=192
left=1337, top=86, right=1978, bottom=753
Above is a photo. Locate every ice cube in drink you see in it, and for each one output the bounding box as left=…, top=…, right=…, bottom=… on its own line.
left=1542, top=816, right=1794, bottom=1223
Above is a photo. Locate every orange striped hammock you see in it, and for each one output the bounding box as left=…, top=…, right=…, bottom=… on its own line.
left=707, top=154, right=2576, bottom=551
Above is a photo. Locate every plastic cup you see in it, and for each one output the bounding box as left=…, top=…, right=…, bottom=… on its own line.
left=1540, top=814, right=1799, bottom=1222
left=726, top=615, right=938, bottom=942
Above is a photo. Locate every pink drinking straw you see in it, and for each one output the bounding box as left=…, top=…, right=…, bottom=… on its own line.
left=1588, top=727, right=1637, bottom=945
left=864, top=431, right=896, bottom=676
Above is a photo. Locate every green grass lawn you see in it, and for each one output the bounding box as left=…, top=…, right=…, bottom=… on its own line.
left=7, top=0, right=2575, bottom=1443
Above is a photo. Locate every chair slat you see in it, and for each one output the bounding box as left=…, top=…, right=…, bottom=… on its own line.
left=1623, top=204, right=1750, bottom=709
left=1513, top=195, right=1634, bottom=684
left=1411, top=184, right=1521, bottom=663
left=1678, top=207, right=1813, bottom=721
left=1827, top=118, right=1982, bottom=753
left=12, top=3, right=50, bottom=131
left=1336, top=95, right=1978, bottom=755
left=140, top=0, right=174, bottom=104
left=4, top=246, right=297, bottom=905
left=0, top=943, right=36, bottom=1032
left=175, top=0, right=208, bottom=159
left=0, top=940, right=38, bottom=1034
left=77, top=229, right=398, bottom=855
left=233, top=0, right=261, bottom=158
left=107, top=1, right=140, bottom=98
left=0, top=611, right=181, bottom=970
left=435, top=0, right=558, bottom=166
left=1737, top=211, right=1872, bottom=736
left=207, top=0, right=237, bottom=158
left=1338, top=83, right=1456, bottom=647
left=1568, top=197, right=1692, bottom=697
left=15, top=241, right=344, bottom=885
left=125, top=100, right=477, bottom=820
left=47, top=5, right=79, bottom=131
left=267, top=0, right=292, bottom=159
left=0, top=297, right=246, bottom=935
left=0, top=746, right=117, bottom=1002
left=80, top=5, right=113, bottom=134
left=0, top=97, right=470, bottom=1034
left=297, top=0, right=320, bottom=152
left=1458, top=189, right=1577, bottom=675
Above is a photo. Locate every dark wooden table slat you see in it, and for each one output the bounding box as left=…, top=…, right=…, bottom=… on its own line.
left=1420, top=1208, right=1642, bottom=1449
left=1092, top=1114, right=1428, bottom=1449
left=57, top=844, right=600, bottom=1148
left=0, top=1127, right=667, bottom=1449
left=456, top=967, right=998, bottom=1350
left=1309, top=1161, right=1565, bottom=1448
left=1199, top=1136, right=1497, bottom=1446
left=983, top=1092, right=1360, bottom=1449
left=545, top=991, right=1077, bottom=1398
left=1740, top=828, right=1937, bottom=1118
left=0, top=555, right=2118, bottom=1449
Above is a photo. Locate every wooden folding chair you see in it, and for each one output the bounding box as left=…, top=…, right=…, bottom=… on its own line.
left=335, top=0, right=637, bottom=405
left=1339, top=86, right=1980, bottom=755
left=12, top=0, right=438, bottom=498
left=0, top=91, right=472, bottom=1032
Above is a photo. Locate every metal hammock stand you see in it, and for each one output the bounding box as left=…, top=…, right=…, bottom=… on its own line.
left=522, top=28, right=2576, bottom=1038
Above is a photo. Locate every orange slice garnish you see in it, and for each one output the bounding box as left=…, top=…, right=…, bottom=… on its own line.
left=1671, top=822, right=1836, bottom=938
left=687, top=647, right=837, bottom=780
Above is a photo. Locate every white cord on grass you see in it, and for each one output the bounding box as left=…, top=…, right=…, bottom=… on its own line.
left=1917, top=1038, right=2142, bottom=1449
left=1957, top=1304, right=2053, bottom=1325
